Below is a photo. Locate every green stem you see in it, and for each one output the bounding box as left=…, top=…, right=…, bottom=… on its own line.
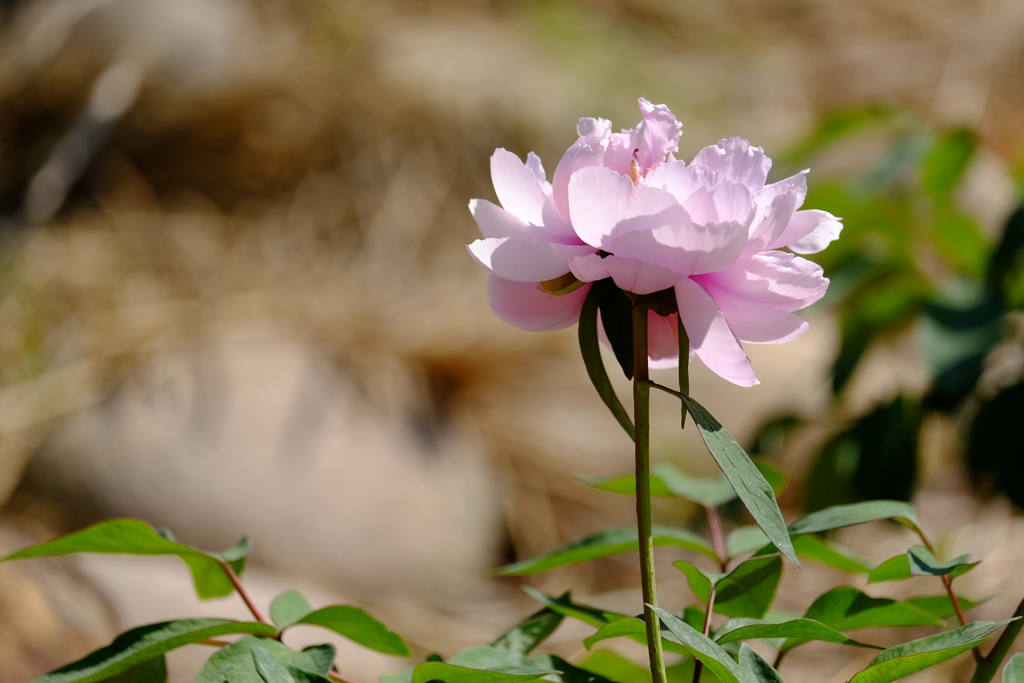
left=634, top=303, right=667, bottom=683
left=222, top=561, right=269, bottom=625
left=969, top=596, right=1024, bottom=683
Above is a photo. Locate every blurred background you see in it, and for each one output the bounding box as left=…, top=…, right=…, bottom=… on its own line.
left=0, top=0, right=1023, bottom=681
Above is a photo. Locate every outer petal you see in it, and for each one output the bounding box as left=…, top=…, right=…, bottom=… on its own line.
left=469, top=198, right=531, bottom=239
left=768, top=209, right=843, bottom=254
left=487, top=275, right=591, bottom=331
left=675, top=278, right=758, bottom=387
left=611, top=219, right=749, bottom=276
left=569, top=253, right=684, bottom=294
left=692, top=138, right=771, bottom=191
left=712, top=299, right=808, bottom=344
left=491, top=149, right=549, bottom=226
left=696, top=251, right=828, bottom=312
left=744, top=172, right=806, bottom=255
left=648, top=311, right=681, bottom=368
left=467, top=237, right=594, bottom=282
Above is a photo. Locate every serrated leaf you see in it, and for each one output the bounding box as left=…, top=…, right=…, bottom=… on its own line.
left=907, top=545, right=976, bottom=577
left=787, top=501, right=919, bottom=535
left=292, top=606, right=409, bottom=657
left=727, top=527, right=770, bottom=557
left=520, top=588, right=625, bottom=629
left=2, top=519, right=250, bottom=600
left=738, top=644, right=783, bottom=683
left=34, top=620, right=275, bottom=683
left=491, top=604, right=563, bottom=656
left=651, top=607, right=757, bottom=683
left=579, top=284, right=634, bottom=440
left=270, top=591, right=314, bottom=630
left=849, top=620, right=1014, bottom=683
left=673, top=561, right=723, bottom=605
left=576, top=650, right=648, bottom=683
left=97, top=656, right=167, bottom=683
left=715, top=617, right=880, bottom=649
left=713, top=557, right=783, bottom=620
left=790, top=534, right=872, bottom=574
left=679, top=396, right=796, bottom=564
left=1004, top=653, right=1024, bottom=683
left=495, top=526, right=715, bottom=576
left=581, top=617, right=690, bottom=656
left=196, top=638, right=335, bottom=683
left=410, top=662, right=552, bottom=683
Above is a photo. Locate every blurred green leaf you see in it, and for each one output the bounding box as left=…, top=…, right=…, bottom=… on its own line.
left=867, top=554, right=912, bottom=583
left=906, top=595, right=985, bottom=621
left=410, top=662, right=553, bottom=683
left=251, top=646, right=334, bottom=683
left=922, top=128, right=976, bottom=198
left=653, top=463, right=737, bottom=507
left=673, top=560, right=722, bottom=605
left=907, top=546, right=976, bottom=577
left=966, top=380, right=1024, bottom=511
left=726, top=527, right=770, bottom=558
left=1004, top=652, right=1024, bottom=683
left=270, top=591, right=314, bottom=630
left=579, top=285, right=634, bottom=440
left=931, top=211, right=988, bottom=278
left=34, top=620, right=275, bottom=683
left=1, top=519, right=250, bottom=600
left=848, top=620, right=1014, bottom=683
left=491, top=605, right=563, bottom=656
left=737, top=644, right=783, bottom=683
left=521, top=588, right=626, bottom=628
left=581, top=473, right=673, bottom=497
left=196, top=638, right=334, bottom=683
left=715, top=617, right=879, bottom=649
left=679, top=395, right=796, bottom=564
left=582, top=617, right=690, bottom=656
left=802, top=586, right=941, bottom=632
left=530, top=654, right=616, bottom=683
left=496, top=526, right=715, bottom=575
left=98, top=657, right=167, bottom=683
left=291, top=606, right=409, bottom=657
left=790, top=534, right=872, bottom=574
left=783, top=105, right=899, bottom=162
left=576, top=650, right=648, bottom=683
left=448, top=648, right=558, bottom=676
left=788, top=500, right=919, bottom=535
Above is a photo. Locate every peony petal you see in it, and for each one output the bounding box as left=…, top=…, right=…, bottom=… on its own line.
left=487, top=275, right=591, bottom=331
left=578, top=117, right=612, bottom=138
left=768, top=209, right=843, bottom=254
left=611, top=219, right=749, bottom=276
left=692, top=138, right=772, bottom=191
left=491, top=148, right=549, bottom=226
left=634, top=98, right=683, bottom=173
left=648, top=311, right=681, bottom=368
left=569, top=253, right=684, bottom=294
left=714, top=299, right=809, bottom=344
left=645, top=161, right=713, bottom=204
left=682, top=183, right=754, bottom=226
left=467, top=237, right=594, bottom=282
left=745, top=172, right=806, bottom=255
left=552, top=132, right=609, bottom=221
left=469, top=198, right=531, bottom=239
left=696, top=251, right=828, bottom=312
left=675, top=278, right=758, bottom=386
left=525, top=151, right=548, bottom=187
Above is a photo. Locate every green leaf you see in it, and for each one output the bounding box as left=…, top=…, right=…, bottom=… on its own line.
left=803, top=586, right=941, bottom=631
left=787, top=501, right=919, bottom=535
left=579, top=285, right=634, bottom=440
left=907, top=545, right=976, bottom=577
left=34, top=620, right=275, bottom=683
left=867, top=554, right=912, bottom=583
left=923, top=128, right=976, bottom=198
left=651, top=607, right=756, bottom=683
left=673, top=561, right=722, bottom=605
left=521, top=588, right=626, bottom=628
left=790, top=534, right=872, bottom=574
left=737, top=644, right=783, bottom=683
left=196, top=637, right=335, bottom=683
left=1, top=519, right=250, bottom=600
left=576, top=650, right=648, bottom=683
left=905, top=595, right=984, bottom=621
left=491, top=605, right=563, bottom=656
left=495, top=526, right=715, bottom=575
left=530, top=654, right=616, bottom=683
left=252, top=646, right=300, bottom=683
left=727, top=527, right=770, bottom=557
left=715, top=617, right=880, bottom=649
left=653, top=463, right=737, bottom=507
left=849, top=620, right=1015, bottom=683
left=713, top=557, right=783, bottom=620
left=679, top=395, right=796, bottom=564
left=581, top=617, right=690, bottom=656
left=580, top=473, right=674, bottom=497
left=1004, top=653, right=1024, bottom=683
left=410, top=663, right=552, bottom=683
left=292, top=606, right=409, bottom=656
left=448, top=647, right=559, bottom=677
left=97, top=657, right=167, bottom=683
left=270, top=591, right=314, bottom=630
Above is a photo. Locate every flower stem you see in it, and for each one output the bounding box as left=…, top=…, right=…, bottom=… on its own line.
left=633, top=303, right=667, bottom=683
left=968, top=596, right=1024, bottom=683
left=221, top=561, right=270, bottom=625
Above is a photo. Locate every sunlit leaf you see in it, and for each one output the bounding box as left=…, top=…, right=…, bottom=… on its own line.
left=679, top=395, right=796, bottom=564
left=410, top=662, right=553, bottom=683
left=580, top=473, right=673, bottom=497
left=907, top=545, right=976, bottom=577
left=651, top=607, right=757, bottom=683
left=521, top=588, right=625, bottom=629
left=495, top=526, right=715, bottom=575
left=715, top=617, right=879, bottom=649
left=867, top=554, right=912, bottom=584
left=491, top=605, right=563, bottom=656
left=581, top=617, right=690, bottom=656
left=270, top=591, right=314, bottom=630
left=654, top=463, right=737, bottom=507
left=727, top=527, right=769, bottom=557
left=906, top=595, right=985, bottom=621
left=798, top=586, right=940, bottom=639
left=291, top=606, right=409, bottom=657
left=576, top=650, right=648, bottom=683
left=848, top=620, right=1014, bottom=683
left=579, top=286, right=634, bottom=440
left=787, top=501, right=919, bottom=535
left=196, top=638, right=334, bottom=683
left=673, top=561, right=722, bottom=605
left=530, top=654, right=617, bottom=683
left=791, top=534, right=872, bottom=574
left=34, top=620, right=275, bottom=683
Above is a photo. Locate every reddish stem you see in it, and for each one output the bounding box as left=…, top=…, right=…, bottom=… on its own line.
left=221, top=561, right=270, bottom=625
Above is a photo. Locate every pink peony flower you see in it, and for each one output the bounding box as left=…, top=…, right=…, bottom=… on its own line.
left=468, top=98, right=841, bottom=386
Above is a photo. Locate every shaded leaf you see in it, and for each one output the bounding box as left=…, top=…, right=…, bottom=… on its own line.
left=491, top=605, right=564, bottom=656
left=579, top=285, right=634, bottom=440
left=448, top=647, right=558, bottom=677
left=495, top=527, right=715, bottom=575
left=679, top=396, right=796, bottom=564
left=738, top=644, right=783, bottom=683
left=802, top=587, right=940, bottom=632
left=521, top=588, right=625, bottom=628
left=849, top=620, right=1014, bottom=683
left=787, top=501, right=919, bottom=535
left=651, top=607, right=756, bottom=683
left=98, top=657, right=167, bottom=683
left=410, top=662, right=552, bottom=683
left=907, top=545, right=975, bottom=577
left=595, top=278, right=635, bottom=380
left=34, top=620, right=275, bottom=683
left=714, top=557, right=783, bottom=620
left=673, top=561, right=722, bottom=605
left=727, top=527, right=770, bottom=557
left=530, top=654, right=616, bottom=683
left=270, top=591, right=314, bottom=630
left=293, top=606, right=409, bottom=657
left=576, top=650, right=649, bottom=683
left=715, top=617, right=879, bottom=649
